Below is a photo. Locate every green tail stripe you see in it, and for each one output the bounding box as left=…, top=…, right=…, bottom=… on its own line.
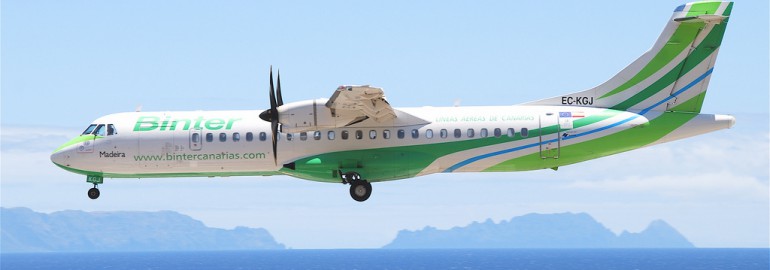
left=599, top=23, right=704, bottom=99
left=609, top=19, right=728, bottom=111
left=599, top=2, right=732, bottom=100
left=670, top=91, right=707, bottom=112
left=687, top=2, right=724, bottom=16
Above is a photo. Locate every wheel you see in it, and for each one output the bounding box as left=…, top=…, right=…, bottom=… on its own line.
left=88, top=187, right=100, bottom=200
left=349, top=181, right=372, bottom=202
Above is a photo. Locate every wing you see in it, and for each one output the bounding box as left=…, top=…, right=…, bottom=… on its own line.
left=325, top=85, right=397, bottom=124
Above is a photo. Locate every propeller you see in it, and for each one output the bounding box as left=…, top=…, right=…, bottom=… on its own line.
left=259, top=66, right=284, bottom=165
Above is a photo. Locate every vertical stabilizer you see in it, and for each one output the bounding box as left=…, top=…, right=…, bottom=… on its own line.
left=526, top=1, right=732, bottom=114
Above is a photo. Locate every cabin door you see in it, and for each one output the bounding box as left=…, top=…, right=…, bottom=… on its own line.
left=539, top=112, right=560, bottom=159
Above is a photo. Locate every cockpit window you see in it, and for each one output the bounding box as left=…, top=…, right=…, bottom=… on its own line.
left=94, top=124, right=106, bottom=136
left=82, top=124, right=97, bottom=135
left=82, top=123, right=117, bottom=136
left=107, top=124, right=117, bottom=135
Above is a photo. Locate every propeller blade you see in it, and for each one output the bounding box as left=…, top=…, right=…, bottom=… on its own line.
left=271, top=120, right=278, bottom=165
left=268, top=66, right=279, bottom=165
left=276, top=70, right=284, bottom=106
left=269, top=67, right=277, bottom=111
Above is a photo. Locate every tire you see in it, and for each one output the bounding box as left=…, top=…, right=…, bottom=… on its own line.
left=88, top=188, right=100, bottom=200
left=349, top=181, right=372, bottom=202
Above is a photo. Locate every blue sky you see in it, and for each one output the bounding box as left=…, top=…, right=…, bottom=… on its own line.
left=2, top=1, right=768, bottom=248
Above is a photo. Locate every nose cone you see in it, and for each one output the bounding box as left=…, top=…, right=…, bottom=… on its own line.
left=259, top=109, right=276, bottom=122
left=51, top=145, right=71, bottom=167
left=51, top=135, right=89, bottom=167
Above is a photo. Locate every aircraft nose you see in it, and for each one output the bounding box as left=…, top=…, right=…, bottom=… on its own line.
left=50, top=146, right=71, bottom=166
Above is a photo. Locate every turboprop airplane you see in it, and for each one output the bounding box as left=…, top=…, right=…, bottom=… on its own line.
left=51, top=1, right=735, bottom=202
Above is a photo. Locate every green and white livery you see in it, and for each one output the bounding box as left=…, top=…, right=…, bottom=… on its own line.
left=51, top=1, right=735, bottom=202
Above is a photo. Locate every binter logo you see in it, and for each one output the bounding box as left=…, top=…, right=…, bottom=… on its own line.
left=133, top=116, right=242, bottom=132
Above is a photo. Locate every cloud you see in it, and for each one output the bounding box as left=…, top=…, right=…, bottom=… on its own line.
left=1, top=126, right=78, bottom=152
left=568, top=171, right=769, bottom=201
left=561, top=128, right=769, bottom=202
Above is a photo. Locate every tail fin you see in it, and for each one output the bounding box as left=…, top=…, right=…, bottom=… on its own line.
left=526, top=1, right=733, bottom=114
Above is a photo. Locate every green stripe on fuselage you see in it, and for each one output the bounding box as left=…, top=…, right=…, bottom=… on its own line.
left=283, top=110, right=622, bottom=182
left=484, top=111, right=697, bottom=172
left=53, top=163, right=283, bottom=178
left=53, top=135, right=102, bottom=153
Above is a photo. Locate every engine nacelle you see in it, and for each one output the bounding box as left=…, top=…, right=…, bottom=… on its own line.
left=277, top=99, right=359, bottom=133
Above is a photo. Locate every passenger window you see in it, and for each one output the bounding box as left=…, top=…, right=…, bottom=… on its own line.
left=206, top=133, right=213, bottom=142
left=440, top=129, right=448, bottom=139
left=94, top=124, right=106, bottom=136
left=246, top=132, right=254, bottom=141
left=233, top=132, right=241, bottom=142
left=411, top=129, right=419, bottom=139
left=314, top=131, right=322, bottom=140
left=300, top=132, right=308, bottom=141
left=191, top=133, right=200, bottom=143
left=454, top=129, right=462, bottom=138
left=356, top=130, right=363, bottom=140
left=521, top=128, right=529, bottom=137
left=507, top=128, right=515, bottom=137
left=82, top=124, right=97, bottom=135
left=383, top=130, right=391, bottom=139
left=467, top=129, right=475, bottom=138
left=259, top=132, right=267, bottom=141
left=480, top=128, right=488, bottom=138
left=107, top=124, right=117, bottom=135
left=426, top=129, right=433, bottom=139
left=369, top=130, right=377, bottom=139
left=328, top=131, right=336, bottom=140
left=494, top=128, right=501, bottom=138
left=341, top=131, right=349, bottom=140
left=397, top=129, right=405, bottom=139
left=286, top=133, right=293, bottom=141
left=219, top=133, right=227, bottom=142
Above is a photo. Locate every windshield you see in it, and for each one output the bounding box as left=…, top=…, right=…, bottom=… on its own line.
left=93, top=124, right=106, bottom=136
left=81, top=124, right=97, bottom=135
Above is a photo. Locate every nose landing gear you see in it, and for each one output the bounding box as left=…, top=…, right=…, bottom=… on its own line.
left=86, top=175, right=103, bottom=200
left=88, top=185, right=100, bottom=200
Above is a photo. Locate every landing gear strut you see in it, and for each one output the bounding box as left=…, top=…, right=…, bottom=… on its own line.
left=88, top=184, right=100, bottom=200
left=342, top=172, right=372, bottom=202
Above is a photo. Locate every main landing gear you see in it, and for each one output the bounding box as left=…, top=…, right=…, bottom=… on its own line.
left=342, top=172, right=372, bottom=202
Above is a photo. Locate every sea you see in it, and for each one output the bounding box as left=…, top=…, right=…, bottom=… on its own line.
left=1, top=249, right=768, bottom=270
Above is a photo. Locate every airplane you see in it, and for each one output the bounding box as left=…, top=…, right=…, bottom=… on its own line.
left=51, top=1, right=735, bottom=202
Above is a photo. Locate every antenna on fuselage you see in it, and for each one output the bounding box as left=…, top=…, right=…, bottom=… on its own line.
left=135, top=105, right=143, bottom=112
